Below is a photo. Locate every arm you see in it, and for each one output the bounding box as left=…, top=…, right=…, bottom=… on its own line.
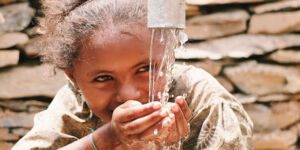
left=172, top=64, right=253, bottom=150
left=62, top=100, right=166, bottom=150
left=12, top=85, right=94, bottom=150
left=60, top=123, right=119, bottom=150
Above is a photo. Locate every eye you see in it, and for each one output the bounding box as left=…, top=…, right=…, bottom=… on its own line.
left=94, top=75, right=114, bottom=82
left=137, top=65, right=150, bottom=73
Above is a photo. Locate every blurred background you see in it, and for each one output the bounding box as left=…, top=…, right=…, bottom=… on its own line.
left=0, top=0, right=299, bottom=149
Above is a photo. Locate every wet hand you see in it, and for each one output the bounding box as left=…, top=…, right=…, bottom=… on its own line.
left=110, top=100, right=167, bottom=145
left=141, top=96, right=192, bottom=145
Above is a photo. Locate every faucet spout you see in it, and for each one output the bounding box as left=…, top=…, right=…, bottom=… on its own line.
left=147, top=0, right=186, bottom=29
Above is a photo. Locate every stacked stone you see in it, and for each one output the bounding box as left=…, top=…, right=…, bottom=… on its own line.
left=181, top=0, right=300, bottom=149
left=1, top=0, right=300, bottom=149
left=0, top=0, right=66, bottom=149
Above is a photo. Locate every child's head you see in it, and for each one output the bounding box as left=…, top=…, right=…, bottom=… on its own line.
left=40, top=0, right=176, bottom=122
left=40, top=0, right=147, bottom=69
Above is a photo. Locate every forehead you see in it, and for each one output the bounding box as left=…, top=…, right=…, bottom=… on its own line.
left=92, top=24, right=150, bottom=45
left=76, top=25, right=165, bottom=65
left=85, top=27, right=149, bottom=55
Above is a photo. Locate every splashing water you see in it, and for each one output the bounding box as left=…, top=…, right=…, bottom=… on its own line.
left=148, top=29, right=182, bottom=104
left=148, top=29, right=188, bottom=150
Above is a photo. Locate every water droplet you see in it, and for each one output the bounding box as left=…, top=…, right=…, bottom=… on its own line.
left=159, top=71, right=164, bottom=77
left=157, top=92, right=162, bottom=99
left=183, top=93, right=187, bottom=99
left=160, top=31, right=164, bottom=42
left=154, top=128, right=158, bottom=135
left=179, top=31, right=188, bottom=47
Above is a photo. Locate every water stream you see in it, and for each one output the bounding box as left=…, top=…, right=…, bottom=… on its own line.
left=148, top=28, right=188, bottom=150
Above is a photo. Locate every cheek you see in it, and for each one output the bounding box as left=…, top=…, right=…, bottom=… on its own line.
left=137, top=74, right=149, bottom=87
left=81, top=88, right=114, bottom=117
left=155, top=76, right=166, bottom=92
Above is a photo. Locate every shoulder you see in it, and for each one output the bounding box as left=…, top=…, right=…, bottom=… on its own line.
left=172, top=64, right=228, bottom=95
left=13, top=83, right=100, bottom=149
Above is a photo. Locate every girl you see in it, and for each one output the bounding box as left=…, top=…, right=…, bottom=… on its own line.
left=13, top=0, right=253, bottom=149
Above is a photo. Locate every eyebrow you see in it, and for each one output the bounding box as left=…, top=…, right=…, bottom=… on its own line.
left=132, top=59, right=149, bottom=69
left=87, top=70, right=113, bottom=77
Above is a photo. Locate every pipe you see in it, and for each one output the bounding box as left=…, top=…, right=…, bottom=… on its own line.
left=147, top=0, right=186, bottom=29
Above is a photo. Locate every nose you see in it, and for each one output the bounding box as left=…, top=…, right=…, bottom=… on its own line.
left=116, top=83, right=145, bottom=103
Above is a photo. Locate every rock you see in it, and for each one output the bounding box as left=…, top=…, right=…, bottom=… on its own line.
left=234, top=94, right=256, bottom=104
left=250, top=0, right=300, bottom=14
left=291, top=93, right=300, bottom=101
left=0, top=65, right=67, bottom=99
left=186, top=5, right=201, bottom=17
left=243, top=104, right=278, bottom=132
left=175, top=34, right=300, bottom=60
left=22, top=36, right=40, bottom=57
left=24, top=100, right=49, bottom=107
left=0, top=32, right=29, bottom=49
left=297, top=123, right=300, bottom=137
left=224, top=61, right=300, bottom=95
left=0, top=2, right=35, bottom=32
left=25, top=27, right=41, bottom=37
left=0, top=142, right=13, bottom=150
left=268, top=49, right=300, bottom=64
left=0, top=128, right=19, bottom=141
left=257, top=94, right=291, bottom=102
left=253, top=128, right=298, bottom=149
left=271, top=101, right=300, bottom=129
left=0, top=112, right=34, bottom=128
left=28, top=106, right=46, bottom=113
left=185, top=9, right=249, bottom=40
left=0, top=110, right=5, bottom=118
left=216, top=76, right=234, bottom=92
left=0, top=100, right=48, bottom=112
left=249, top=11, right=300, bottom=34
left=12, top=128, right=29, bottom=137
left=0, top=12, right=4, bottom=24
left=186, top=0, right=271, bottom=5
left=0, top=50, right=19, bottom=68
left=0, top=0, right=16, bottom=5
left=0, top=101, right=26, bottom=112
left=177, top=60, right=222, bottom=76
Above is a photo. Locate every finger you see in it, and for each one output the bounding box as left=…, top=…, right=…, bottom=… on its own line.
left=122, top=109, right=168, bottom=135
left=122, top=100, right=143, bottom=108
left=171, top=104, right=190, bottom=137
left=175, top=96, right=192, bottom=121
left=117, top=101, right=162, bottom=122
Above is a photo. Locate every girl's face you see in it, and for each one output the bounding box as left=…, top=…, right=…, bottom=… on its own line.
left=65, top=26, right=165, bottom=122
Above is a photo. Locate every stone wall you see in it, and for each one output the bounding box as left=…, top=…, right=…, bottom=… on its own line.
left=0, top=0, right=67, bottom=149
left=182, top=0, right=300, bottom=149
left=0, top=0, right=299, bottom=149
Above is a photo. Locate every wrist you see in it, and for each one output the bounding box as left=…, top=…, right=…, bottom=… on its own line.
left=93, top=123, right=121, bottom=148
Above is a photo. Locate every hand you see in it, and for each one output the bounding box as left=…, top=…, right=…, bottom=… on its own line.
left=110, top=100, right=167, bottom=146
left=140, top=96, right=192, bottom=145
left=168, top=96, right=192, bottom=143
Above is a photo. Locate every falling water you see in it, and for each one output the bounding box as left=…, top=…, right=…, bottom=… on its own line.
left=148, top=28, right=188, bottom=150
left=148, top=29, right=181, bottom=104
